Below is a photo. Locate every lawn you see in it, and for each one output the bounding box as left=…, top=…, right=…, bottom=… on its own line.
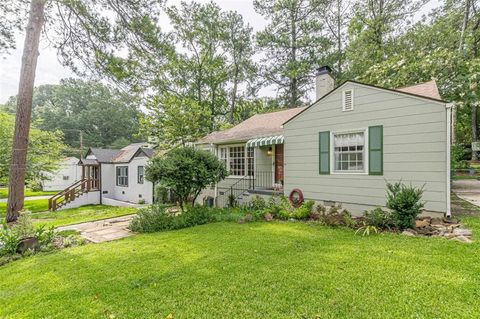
left=0, top=203, right=138, bottom=228
left=0, top=187, right=57, bottom=199
left=0, top=198, right=48, bottom=216
left=28, top=205, right=138, bottom=227
left=0, top=220, right=479, bottom=318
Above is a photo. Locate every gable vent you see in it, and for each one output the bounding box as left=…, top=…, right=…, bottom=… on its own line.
left=343, top=89, right=354, bottom=111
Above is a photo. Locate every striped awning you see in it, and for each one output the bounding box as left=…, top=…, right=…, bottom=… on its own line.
left=246, top=135, right=284, bottom=147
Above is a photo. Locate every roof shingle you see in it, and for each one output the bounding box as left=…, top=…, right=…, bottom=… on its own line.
left=197, top=107, right=306, bottom=144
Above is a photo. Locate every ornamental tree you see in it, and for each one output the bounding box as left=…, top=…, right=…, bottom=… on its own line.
left=146, top=147, right=227, bottom=210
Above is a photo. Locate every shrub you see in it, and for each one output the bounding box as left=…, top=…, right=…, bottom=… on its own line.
left=250, top=196, right=267, bottom=211
left=363, top=207, right=396, bottom=230
left=386, top=182, right=425, bottom=229
left=129, top=205, right=216, bottom=233
left=317, top=203, right=356, bottom=228
left=0, top=224, right=21, bottom=256
left=35, top=225, right=56, bottom=247
left=146, top=147, right=228, bottom=210
left=12, top=211, right=35, bottom=238
left=451, top=144, right=470, bottom=169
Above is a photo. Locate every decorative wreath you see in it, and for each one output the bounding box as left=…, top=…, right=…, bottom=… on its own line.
left=289, top=188, right=304, bottom=208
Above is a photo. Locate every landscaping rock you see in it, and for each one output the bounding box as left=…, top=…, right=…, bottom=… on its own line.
left=16, top=236, right=39, bottom=254
left=453, top=228, right=472, bottom=237
left=415, top=219, right=430, bottom=228
left=402, top=230, right=417, bottom=237
left=452, top=236, right=473, bottom=244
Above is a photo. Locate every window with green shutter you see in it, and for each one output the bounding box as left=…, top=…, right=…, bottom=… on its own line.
left=368, top=126, right=383, bottom=175
left=319, top=131, right=330, bottom=174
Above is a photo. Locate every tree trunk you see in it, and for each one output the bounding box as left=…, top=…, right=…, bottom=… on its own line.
left=472, top=103, right=478, bottom=161
left=459, top=0, right=471, bottom=53
left=6, top=0, right=46, bottom=223
left=290, top=8, right=297, bottom=108
left=336, top=0, right=343, bottom=78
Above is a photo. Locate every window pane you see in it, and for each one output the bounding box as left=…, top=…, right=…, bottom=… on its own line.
left=333, top=131, right=365, bottom=172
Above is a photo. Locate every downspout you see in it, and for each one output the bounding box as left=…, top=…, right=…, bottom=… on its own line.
left=446, top=103, right=453, bottom=217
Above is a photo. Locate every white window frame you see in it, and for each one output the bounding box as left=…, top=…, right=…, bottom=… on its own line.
left=330, top=128, right=368, bottom=175
left=218, top=144, right=255, bottom=178
left=116, top=166, right=129, bottom=187
left=342, top=89, right=354, bottom=112
left=137, top=166, right=145, bottom=184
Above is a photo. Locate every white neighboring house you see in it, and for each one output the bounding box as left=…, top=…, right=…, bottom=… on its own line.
left=48, top=143, right=155, bottom=211
left=42, top=157, right=82, bottom=191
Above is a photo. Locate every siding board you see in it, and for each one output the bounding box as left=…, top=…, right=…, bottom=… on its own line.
left=283, top=82, right=447, bottom=213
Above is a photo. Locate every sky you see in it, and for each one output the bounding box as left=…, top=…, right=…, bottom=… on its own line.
left=0, top=0, right=442, bottom=103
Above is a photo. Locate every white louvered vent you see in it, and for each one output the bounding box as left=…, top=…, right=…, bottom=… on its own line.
left=343, top=90, right=354, bottom=111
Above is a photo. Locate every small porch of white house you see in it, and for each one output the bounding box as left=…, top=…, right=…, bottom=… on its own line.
left=215, top=135, right=285, bottom=207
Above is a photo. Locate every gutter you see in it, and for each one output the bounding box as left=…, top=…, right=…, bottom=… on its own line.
left=446, top=102, right=453, bottom=217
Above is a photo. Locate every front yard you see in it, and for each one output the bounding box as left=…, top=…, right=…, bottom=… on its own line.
left=0, top=218, right=479, bottom=318
left=1, top=202, right=137, bottom=228
left=0, top=187, right=58, bottom=199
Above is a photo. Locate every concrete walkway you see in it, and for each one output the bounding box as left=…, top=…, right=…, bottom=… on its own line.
left=452, top=179, right=480, bottom=207
left=57, top=214, right=136, bottom=243
left=0, top=195, right=52, bottom=203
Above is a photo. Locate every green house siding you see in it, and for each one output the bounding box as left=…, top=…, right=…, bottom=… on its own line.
left=283, top=82, right=447, bottom=214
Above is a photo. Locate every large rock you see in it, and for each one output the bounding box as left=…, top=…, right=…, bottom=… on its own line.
left=415, top=219, right=430, bottom=228
left=16, top=236, right=40, bottom=254
left=402, top=229, right=417, bottom=237
left=453, top=228, right=473, bottom=237
left=452, top=236, right=473, bottom=244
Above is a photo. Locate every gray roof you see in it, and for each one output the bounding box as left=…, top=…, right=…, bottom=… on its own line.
left=82, top=143, right=155, bottom=164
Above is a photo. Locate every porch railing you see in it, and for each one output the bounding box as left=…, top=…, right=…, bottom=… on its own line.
left=48, top=178, right=99, bottom=211
left=216, top=171, right=281, bottom=207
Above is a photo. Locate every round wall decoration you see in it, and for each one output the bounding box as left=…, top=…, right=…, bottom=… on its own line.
left=289, top=188, right=304, bottom=208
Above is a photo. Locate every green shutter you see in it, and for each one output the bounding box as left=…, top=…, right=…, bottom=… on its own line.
left=319, top=131, right=330, bottom=175
left=369, top=126, right=383, bottom=175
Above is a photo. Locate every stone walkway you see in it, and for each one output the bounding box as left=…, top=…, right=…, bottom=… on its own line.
left=452, top=179, right=480, bottom=207
left=57, top=214, right=136, bottom=243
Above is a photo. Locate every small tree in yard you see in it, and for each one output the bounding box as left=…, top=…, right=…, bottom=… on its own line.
left=146, top=147, right=228, bottom=210
left=386, top=182, right=425, bottom=230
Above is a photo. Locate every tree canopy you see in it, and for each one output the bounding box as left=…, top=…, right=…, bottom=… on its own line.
left=0, top=112, right=66, bottom=187
left=2, top=79, right=142, bottom=153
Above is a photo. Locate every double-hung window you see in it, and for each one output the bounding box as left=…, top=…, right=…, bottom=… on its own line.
left=116, top=166, right=129, bottom=187
left=219, top=146, right=254, bottom=177
left=333, top=131, right=365, bottom=172
left=137, top=166, right=145, bottom=184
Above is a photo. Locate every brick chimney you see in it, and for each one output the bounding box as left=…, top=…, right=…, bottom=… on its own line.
left=315, top=66, right=334, bottom=100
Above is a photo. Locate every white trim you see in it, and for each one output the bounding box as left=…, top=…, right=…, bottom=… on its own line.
left=330, top=128, right=369, bottom=175
left=218, top=143, right=254, bottom=178
left=342, top=89, right=354, bottom=112
left=446, top=103, right=452, bottom=217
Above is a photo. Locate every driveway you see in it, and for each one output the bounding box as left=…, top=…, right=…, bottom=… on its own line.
left=452, top=179, right=480, bottom=207
left=57, top=214, right=136, bottom=243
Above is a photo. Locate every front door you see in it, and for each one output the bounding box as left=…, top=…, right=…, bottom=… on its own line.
left=274, top=144, right=284, bottom=183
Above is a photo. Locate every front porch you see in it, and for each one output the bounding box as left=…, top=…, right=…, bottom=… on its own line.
left=214, top=135, right=285, bottom=207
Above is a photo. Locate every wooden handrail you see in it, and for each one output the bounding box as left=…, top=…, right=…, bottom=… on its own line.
left=48, top=178, right=99, bottom=211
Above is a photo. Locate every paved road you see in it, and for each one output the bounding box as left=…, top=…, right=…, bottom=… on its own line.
left=0, top=195, right=52, bottom=203
left=452, top=179, right=480, bottom=207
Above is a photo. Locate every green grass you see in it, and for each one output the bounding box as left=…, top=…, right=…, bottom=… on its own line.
left=0, top=221, right=479, bottom=318
left=0, top=187, right=57, bottom=199
left=0, top=198, right=48, bottom=216
left=29, top=205, right=138, bottom=227
left=452, top=175, right=480, bottom=180
left=1, top=200, right=138, bottom=227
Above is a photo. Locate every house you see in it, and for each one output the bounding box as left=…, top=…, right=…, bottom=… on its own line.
left=42, top=157, right=82, bottom=191
left=196, top=66, right=452, bottom=217
left=48, top=143, right=155, bottom=211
